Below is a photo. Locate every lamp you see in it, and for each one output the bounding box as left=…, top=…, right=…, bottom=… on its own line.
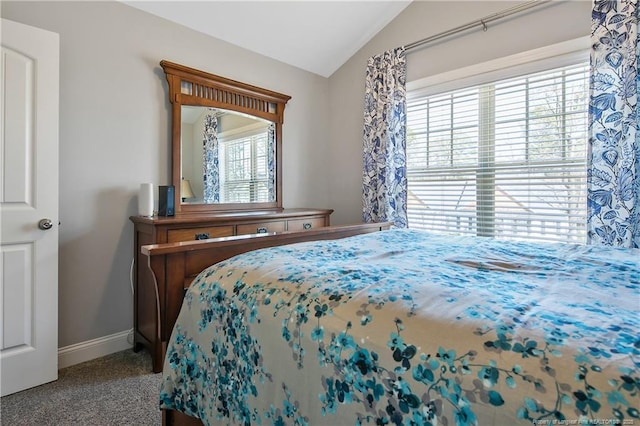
left=181, top=178, right=195, bottom=202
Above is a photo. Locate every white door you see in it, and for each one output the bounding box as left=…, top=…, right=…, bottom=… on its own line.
left=1, top=19, right=59, bottom=396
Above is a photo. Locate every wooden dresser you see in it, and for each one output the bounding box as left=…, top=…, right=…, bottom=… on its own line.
left=129, top=208, right=332, bottom=372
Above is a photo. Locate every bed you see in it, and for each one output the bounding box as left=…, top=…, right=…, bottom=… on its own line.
left=148, top=227, right=639, bottom=425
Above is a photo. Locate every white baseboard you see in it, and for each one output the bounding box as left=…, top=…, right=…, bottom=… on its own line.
left=57, top=329, right=134, bottom=369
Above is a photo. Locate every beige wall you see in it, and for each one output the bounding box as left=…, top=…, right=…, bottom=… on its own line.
left=2, top=0, right=592, bottom=350
left=2, top=0, right=331, bottom=348
left=327, top=0, right=591, bottom=225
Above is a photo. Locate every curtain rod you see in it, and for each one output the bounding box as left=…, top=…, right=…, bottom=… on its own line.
left=404, top=0, right=552, bottom=52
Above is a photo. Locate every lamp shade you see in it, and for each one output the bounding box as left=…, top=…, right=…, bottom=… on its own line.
left=181, top=178, right=195, bottom=199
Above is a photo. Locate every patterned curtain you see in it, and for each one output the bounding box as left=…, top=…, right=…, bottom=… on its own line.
left=267, top=123, right=276, bottom=202
left=203, top=109, right=220, bottom=203
left=362, top=47, right=408, bottom=228
left=589, top=0, right=640, bottom=248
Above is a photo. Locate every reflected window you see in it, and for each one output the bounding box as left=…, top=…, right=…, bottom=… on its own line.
left=219, top=129, right=270, bottom=203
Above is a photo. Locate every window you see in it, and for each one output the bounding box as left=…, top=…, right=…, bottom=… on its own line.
left=407, top=59, right=589, bottom=243
left=219, top=130, right=271, bottom=203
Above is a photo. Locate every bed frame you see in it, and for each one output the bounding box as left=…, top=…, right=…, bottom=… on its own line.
left=140, top=222, right=392, bottom=426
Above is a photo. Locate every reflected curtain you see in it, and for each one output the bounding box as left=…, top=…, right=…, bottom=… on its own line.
left=362, top=47, right=408, bottom=228
left=267, top=123, right=276, bottom=201
left=203, top=109, right=220, bottom=203
left=589, top=0, right=640, bottom=248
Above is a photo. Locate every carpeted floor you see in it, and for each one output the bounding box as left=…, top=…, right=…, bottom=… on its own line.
left=0, top=349, right=162, bottom=425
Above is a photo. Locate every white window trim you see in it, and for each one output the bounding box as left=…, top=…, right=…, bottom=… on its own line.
left=218, top=122, right=269, bottom=142
left=407, top=37, right=590, bottom=98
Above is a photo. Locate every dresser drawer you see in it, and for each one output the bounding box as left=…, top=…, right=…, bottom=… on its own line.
left=287, top=217, right=326, bottom=231
left=167, top=225, right=234, bottom=243
left=237, top=221, right=286, bottom=235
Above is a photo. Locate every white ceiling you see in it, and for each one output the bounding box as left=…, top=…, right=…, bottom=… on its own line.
left=122, top=1, right=411, bottom=77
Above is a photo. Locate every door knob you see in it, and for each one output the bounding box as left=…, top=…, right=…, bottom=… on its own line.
left=38, top=219, right=53, bottom=230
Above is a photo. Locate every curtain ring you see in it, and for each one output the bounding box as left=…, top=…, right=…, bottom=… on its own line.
left=480, top=20, right=488, bottom=32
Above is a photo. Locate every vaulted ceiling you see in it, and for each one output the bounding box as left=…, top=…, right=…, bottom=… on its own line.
left=122, top=1, right=411, bottom=77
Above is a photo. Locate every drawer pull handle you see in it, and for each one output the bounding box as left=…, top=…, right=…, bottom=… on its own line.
left=303, top=223, right=312, bottom=230
left=195, top=232, right=210, bottom=240
left=257, top=227, right=268, bottom=234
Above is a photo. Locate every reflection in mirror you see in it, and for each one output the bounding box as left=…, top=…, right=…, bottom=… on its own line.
left=181, top=106, right=276, bottom=205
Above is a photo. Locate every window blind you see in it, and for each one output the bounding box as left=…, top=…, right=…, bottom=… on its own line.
left=221, top=134, right=270, bottom=203
left=406, top=63, right=589, bottom=243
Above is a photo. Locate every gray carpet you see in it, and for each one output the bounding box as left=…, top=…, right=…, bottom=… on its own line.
left=0, top=349, right=162, bottom=426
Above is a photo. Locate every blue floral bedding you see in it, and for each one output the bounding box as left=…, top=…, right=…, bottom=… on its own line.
left=159, top=229, right=640, bottom=425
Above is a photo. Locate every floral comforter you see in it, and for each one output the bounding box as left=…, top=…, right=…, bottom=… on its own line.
left=160, top=229, right=640, bottom=425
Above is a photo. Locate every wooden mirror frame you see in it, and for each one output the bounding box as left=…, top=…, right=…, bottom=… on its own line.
left=161, top=60, right=291, bottom=214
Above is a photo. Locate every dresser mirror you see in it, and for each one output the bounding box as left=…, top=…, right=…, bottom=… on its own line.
left=161, top=60, right=291, bottom=214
